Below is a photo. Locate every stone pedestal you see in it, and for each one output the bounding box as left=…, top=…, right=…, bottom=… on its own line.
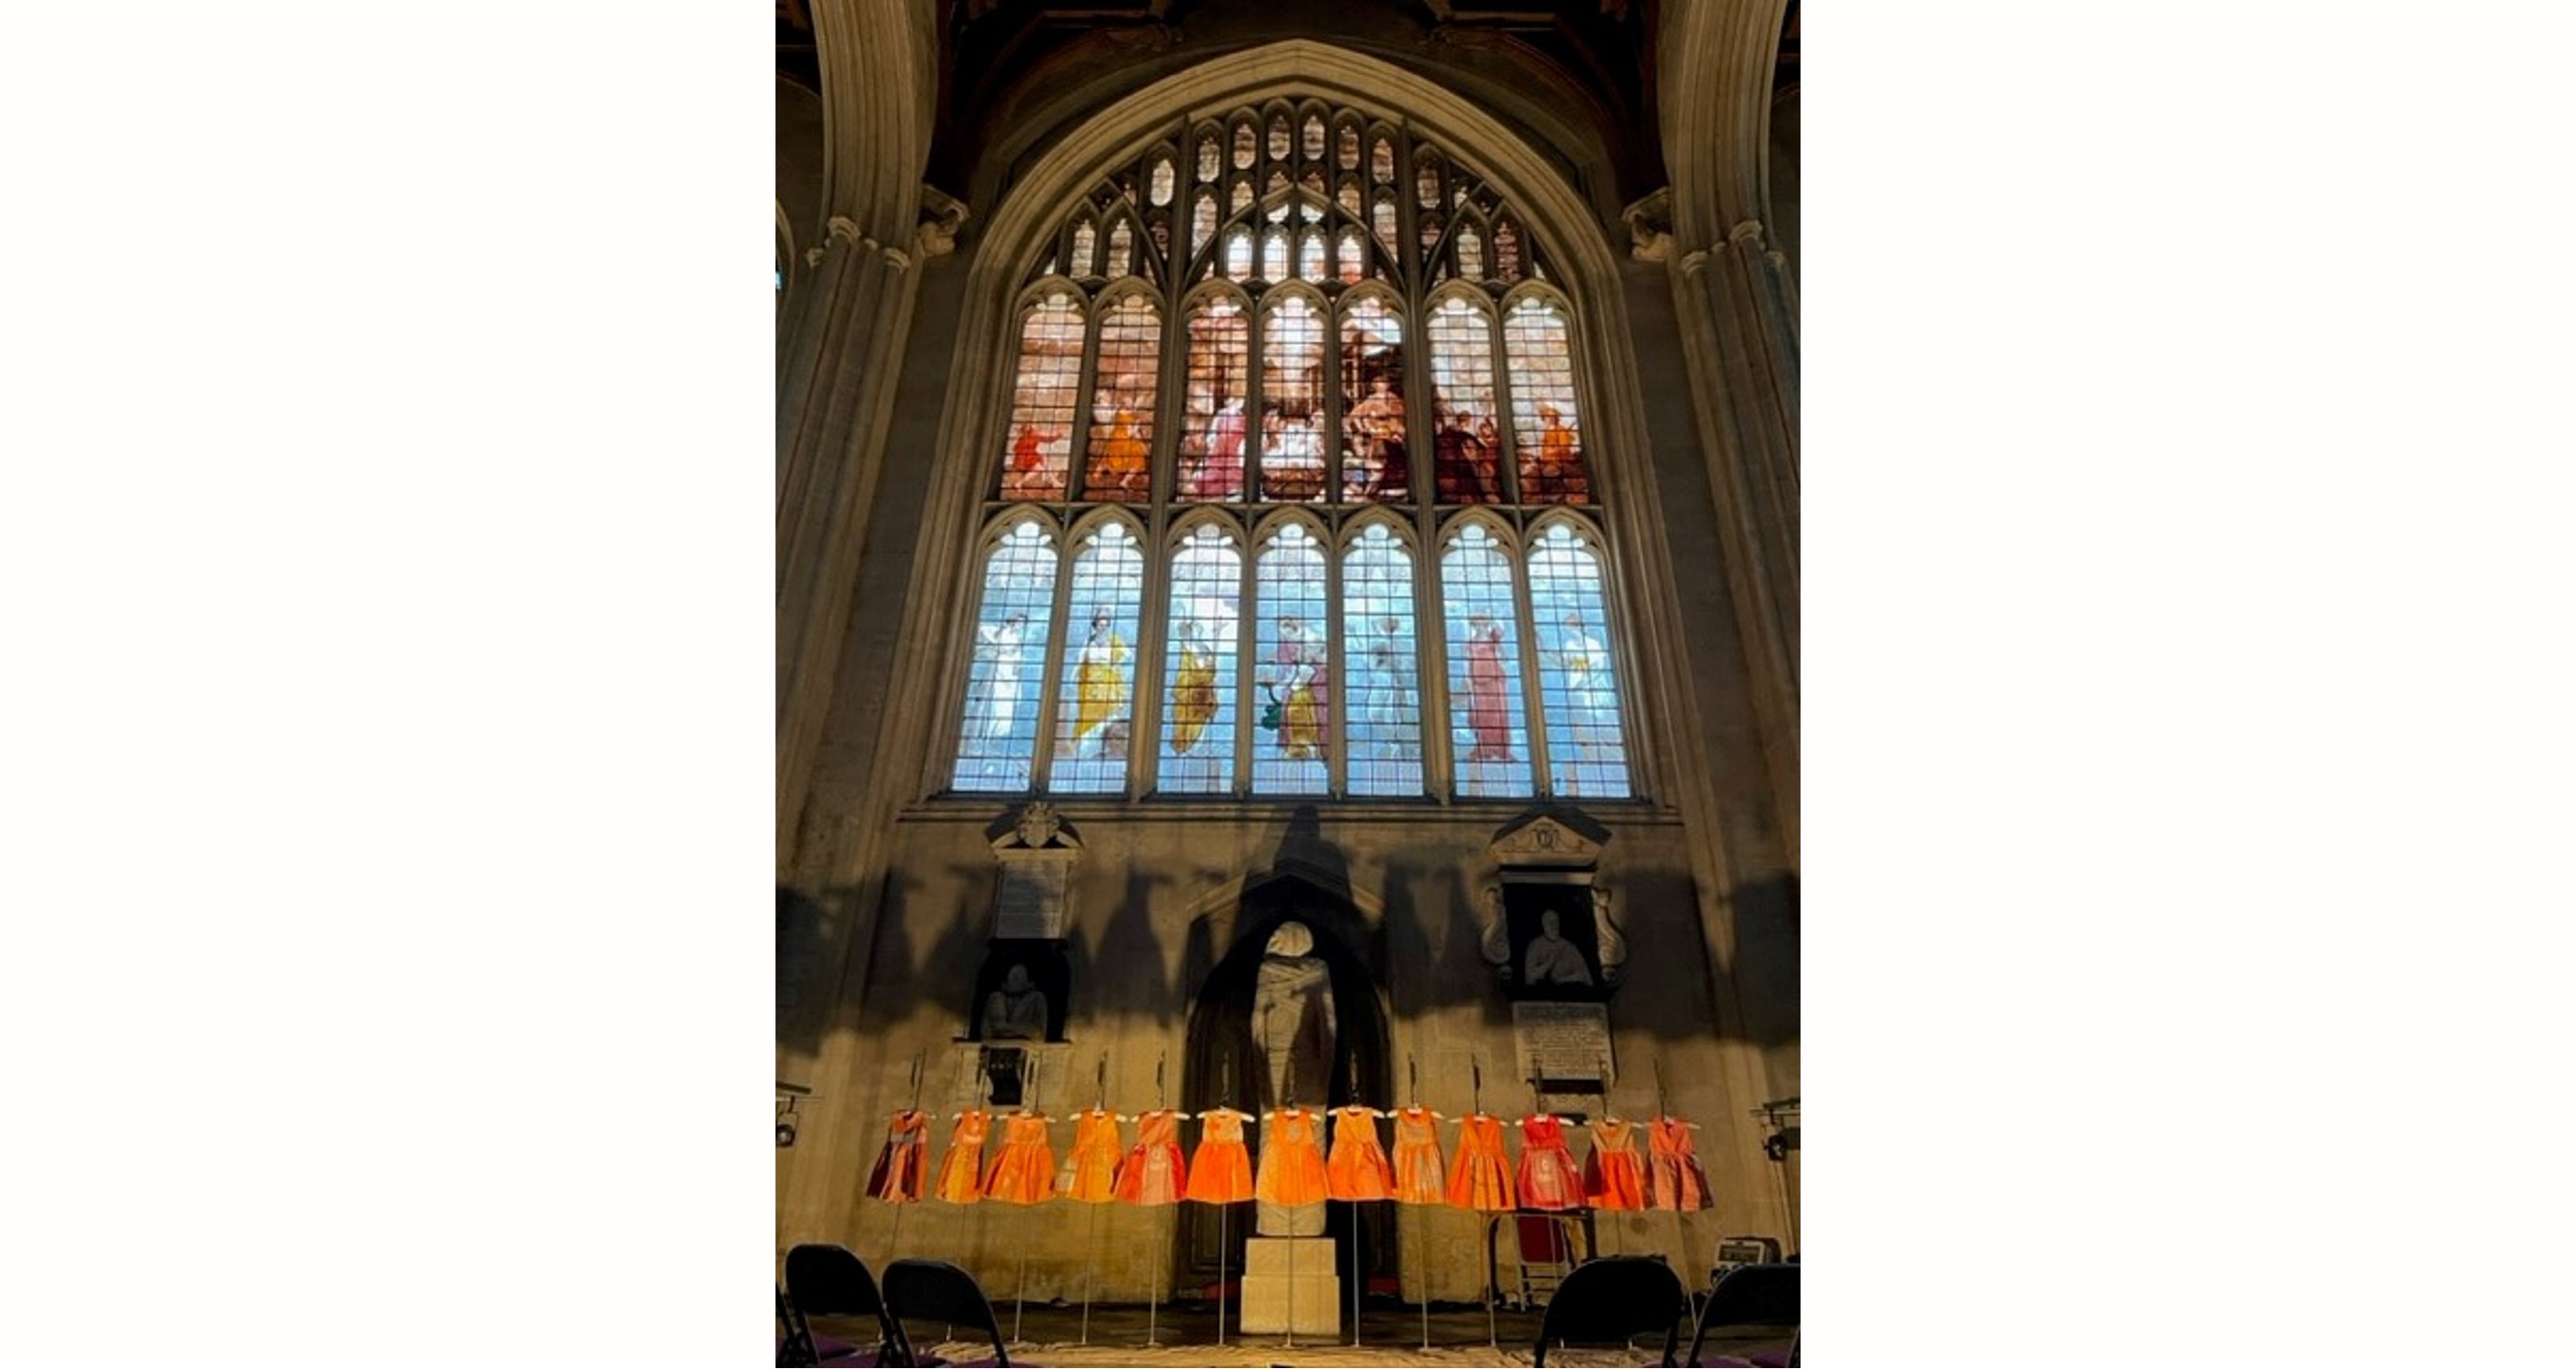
left=1237, top=1237, right=1340, bottom=1337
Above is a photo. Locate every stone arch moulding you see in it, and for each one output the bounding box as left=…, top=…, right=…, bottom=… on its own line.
left=895, top=41, right=1701, bottom=826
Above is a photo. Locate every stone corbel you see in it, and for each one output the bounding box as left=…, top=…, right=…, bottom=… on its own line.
left=1727, top=218, right=1769, bottom=251
left=1622, top=188, right=1674, bottom=263
left=1478, top=882, right=1514, bottom=978
left=917, top=184, right=969, bottom=259
left=1591, top=884, right=1628, bottom=986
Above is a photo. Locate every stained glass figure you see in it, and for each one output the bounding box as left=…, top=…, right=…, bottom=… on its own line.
left=1257, top=296, right=1326, bottom=502
left=1150, top=157, right=1175, bottom=206
left=999, top=293, right=1082, bottom=500
left=1372, top=196, right=1399, bottom=255
left=1192, top=193, right=1218, bottom=261
left=1343, top=523, right=1422, bottom=796
left=1528, top=523, right=1630, bottom=798
left=1051, top=521, right=1146, bottom=791
left=1371, top=137, right=1394, bottom=186
left=1162, top=524, right=1241, bottom=793
left=1199, top=134, right=1222, bottom=182
left=1253, top=522, right=1329, bottom=793
left=1337, top=123, right=1359, bottom=170
left=1426, top=296, right=1504, bottom=503
left=1301, top=115, right=1325, bottom=162
left=1503, top=296, right=1591, bottom=503
left=1441, top=523, right=1532, bottom=796
left=1337, top=294, right=1409, bottom=502
left=1081, top=295, right=1160, bottom=502
left=954, top=519, right=1056, bottom=790
left=1176, top=294, right=1248, bottom=501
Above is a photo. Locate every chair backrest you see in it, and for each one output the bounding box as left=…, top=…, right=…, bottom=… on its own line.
left=1686, top=1262, right=1801, bottom=1367
left=1533, top=1256, right=1689, bottom=1367
left=882, top=1259, right=1009, bottom=1368
left=784, top=1244, right=909, bottom=1365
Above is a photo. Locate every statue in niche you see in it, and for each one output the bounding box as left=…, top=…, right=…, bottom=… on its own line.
left=984, top=964, right=1050, bottom=1041
left=1250, top=919, right=1336, bottom=1236
left=1521, top=908, right=1595, bottom=987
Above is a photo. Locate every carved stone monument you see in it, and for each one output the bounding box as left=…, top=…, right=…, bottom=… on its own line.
left=1250, top=921, right=1333, bottom=1237
left=989, top=801, right=1080, bottom=940
left=1479, top=808, right=1627, bottom=1108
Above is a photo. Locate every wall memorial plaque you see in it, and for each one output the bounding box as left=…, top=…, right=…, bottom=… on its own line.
left=994, top=862, right=1068, bottom=940
left=1513, top=1001, right=1613, bottom=1088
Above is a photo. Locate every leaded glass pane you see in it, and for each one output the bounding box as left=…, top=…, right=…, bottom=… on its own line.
left=1163, top=524, right=1241, bottom=793
left=1338, top=294, right=1409, bottom=502
left=1149, top=157, right=1175, bottom=206
left=1343, top=523, right=1422, bottom=796
left=999, top=293, right=1081, bottom=499
left=1528, top=523, right=1630, bottom=798
left=1426, top=297, right=1503, bottom=503
left=1082, top=295, right=1159, bottom=502
left=1253, top=522, right=1329, bottom=794
left=1442, top=522, right=1532, bottom=796
left=1050, top=521, right=1145, bottom=792
left=1503, top=297, right=1591, bottom=503
left=1177, top=295, right=1249, bottom=501
left=954, top=519, right=1056, bottom=790
left=1257, top=296, right=1326, bottom=502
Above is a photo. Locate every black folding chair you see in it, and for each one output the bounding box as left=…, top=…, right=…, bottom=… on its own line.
left=882, top=1258, right=1011, bottom=1368
left=1532, top=1255, right=1689, bottom=1367
left=784, top=1244, right=913, bottom=1367
left=1684, top=1261, right=1801, bottom=1368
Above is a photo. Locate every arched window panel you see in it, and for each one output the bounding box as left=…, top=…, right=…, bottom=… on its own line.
left=1527, top=519, right=1631, bottom=798
left=1049, top=518, right=1147, bottom=792
left=1299, top=107, right=1327, bottom=163
left=1337, top=291, right=1410, bottom=503
left=1251, top=519, right=1330, bottom=795
left=1372, top=193, right=1400, bottom=255
left=1297, top=228, right=1329, bottom=284
left=1369, top=130, right=1396, bottom=187
left=1230, top=178, right=1253, bottom=216
left=1255, top=292, right=1328, bottom=502
left=1260, top=226, right=1290, bottom=283
left=1455, top=217, right=1487, bottom=283
left=1415, top=148, right=1444, bottom=211
left=1196, top=125, right=1223, bottom=183
left=1176, top=289, right=1250, bottom=502
left=1149, top=153, right=1176, bottom=206
left=1232, top=117, right=1258, bottom=171
left=1418, top=210, right=1447, bottom=272
left=1080, top=292, right=1160, bottom=503
left=1441, top=519, right=1534, bottom=797
left=1190, top=192, right=1218, bottom=264
left=1335, top=178, right=1364, bottom=220
left=1335, top=118, right=1360, bottom=171
left=998, top=290, right=1083, bottom=500
left=1503, top=292, right=1591, bottom=504
left=1162, top=520, right=1243, bottom=793
left=953, top=517, right=1059, bottom=791
left=1493, top=217, right=1525, bottom=283
left=1341, top=519, right=1424, bottom=796
left=1266, top=109, right=1293, bottom=162
left=1223, top=226, right=1254, bottom=281
left=1070, top=216, right=1099, bottom=278
left=1104, top=216, right=1136, bottom=280
left=1425, top=293, right=1506, bottom=504
left=1335, top=227, right=1368, bottom=286
left=1264, top=168, right=1290, bottom=201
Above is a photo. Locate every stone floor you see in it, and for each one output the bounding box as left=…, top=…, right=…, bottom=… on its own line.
left=810, top=1298, right=1792, bottom=1366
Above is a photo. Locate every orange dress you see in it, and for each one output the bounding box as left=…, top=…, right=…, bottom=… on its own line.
left=1582, top=1118, right=1647, bottom=1211
left=980, top=1112, right=1056, bottom=1205
left=1645, top=1117, right=1712, bottom=1212
left=1055, top=1109, right=1123, bottom=1203
left=1324, top=1106, right=1394, bottom=1201
left=1254, top=1108, right=1330, bottom=1207
left=1184, top=1110, right=1255, bottom=1203
left=867, top=1109, right=929, bottom=1204
left=1446, top=1114, right=1517, bottom=1211
left=1113, top=1109, right=1189, bottom=1205
left=933, top=1110, right=992, bottom=1205
left=1516, top=1116, right=1584, bottom=1211
left=1391, top=1108, right=1447, bottom=1205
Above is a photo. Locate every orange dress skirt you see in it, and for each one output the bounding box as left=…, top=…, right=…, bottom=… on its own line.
left=933, top=1110, right=991, bottom=1205
left=1645, top=1117, right=1712, bottom=1211
left=1325, top=1106, right=1395, bottom=1201
left=1184, top=1110, right=1255, bottom=1203
left=1254, top=1108, right=1330, bottom=1207
left=1113, top=1109, right=1189, bottom=1205
left=1055, top=1109, right=1123, bottom=1203
left=867, top=1109, right=929, bottom=1204
left=980, top=1112, right=1056, bottom=1205
left=1582, top=1119, right=1647, bottom=1211
left=1446, top=1114, right=1517, bottom=1211
left=1391, top=1108, right=1447, bottom=1205
left=1516, top=1116, right=1584, bottom=1211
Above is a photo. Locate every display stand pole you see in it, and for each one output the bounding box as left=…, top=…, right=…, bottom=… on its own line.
left=1216, top=1198, right=1229, bottom=1349
left=1013, top=1225, right=1031, bottom=1344
left=1409, top=1055, right=1429, bottom=1352
left=889, top=1053, right=925, bottom=1261
left=1078, top=1058, right=1107, bottom=1346
left=1080, top=1200, right=1100, bottom=1345
left=1349, top=1199, right=1362, bottom=1347
left=1145, top=1055, right=1168, bottom=1350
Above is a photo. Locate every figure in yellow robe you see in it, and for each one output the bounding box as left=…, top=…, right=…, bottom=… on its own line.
left=1169, top=622, right=1218, bottom=755
left=1072, top=614, right=1130, bottom=756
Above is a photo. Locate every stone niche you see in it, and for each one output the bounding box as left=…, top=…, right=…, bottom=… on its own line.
left=1478, top=808, right=1630, bottom=1108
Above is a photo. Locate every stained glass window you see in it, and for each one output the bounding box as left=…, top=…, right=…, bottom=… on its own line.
left=1342, top=522, right=1422, bottom=796
left=1081, top=294, right=1159, bottom=502
left=1252, top=521, right=1329, bottom=794
left=1178, top=293, right=1249, bottom=502
left=1527, top=522, right=1629, bottom=798
left=999, top=293, right=1081, bottom=500
left=1258, top=294, right=1326, bottom=502
left=1163, top=523, right=1241, bottom=793
left=1426, top=295, right=1503, bottom=504
left=1503, top=295, right=1591, bottom=503
left=954, top=518, right=1057, bottom=791
left=1442, top=521, right=1532, bottom=797
left=959, top=102, right=1624, bottom=803
left=1050, top=520, right=1145, bottom=792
